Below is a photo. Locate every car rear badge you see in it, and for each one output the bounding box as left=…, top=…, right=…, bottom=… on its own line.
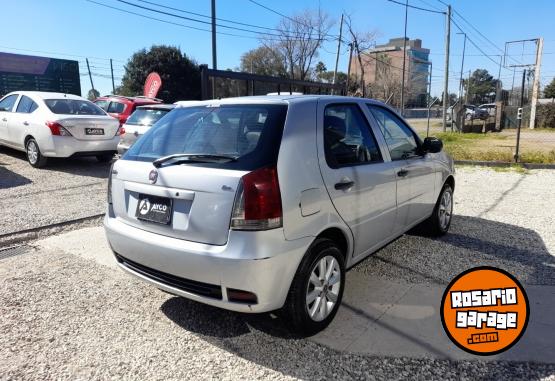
left=149, top=169, right=158, bottom=184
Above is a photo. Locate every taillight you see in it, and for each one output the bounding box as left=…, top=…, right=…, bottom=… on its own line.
left=231, top=166, right=282, bottom=231
left=46, top=121, right=72, bottom=136
left=115, top=126, right=125, bottom=136
left=107, top=162, right=115, bottom=204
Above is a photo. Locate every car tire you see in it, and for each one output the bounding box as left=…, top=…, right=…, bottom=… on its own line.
left=422, top=184, right=454, bottom=236
left=26, top=138, right=47, bottom=168
left=282, top=238, right=345, bottom=336
left=96, top=154, right=114, bottom=163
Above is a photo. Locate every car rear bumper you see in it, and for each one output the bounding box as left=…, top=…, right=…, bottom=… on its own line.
left=43, top=136, right=119, bottom=158
left=103, top=212, right=311, bottom=313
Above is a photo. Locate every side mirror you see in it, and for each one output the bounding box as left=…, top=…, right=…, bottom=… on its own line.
left=422, top=137, right=443, bottom=154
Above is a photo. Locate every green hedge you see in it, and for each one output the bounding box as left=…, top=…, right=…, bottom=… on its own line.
left=535, top=103, right=555, bottom=128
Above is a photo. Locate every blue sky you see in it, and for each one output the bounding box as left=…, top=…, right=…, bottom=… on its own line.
left=2, top=0, right=555, bottom=97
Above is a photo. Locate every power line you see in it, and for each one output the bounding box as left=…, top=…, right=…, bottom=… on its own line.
left=450, top=17, right=505, bottom=68
left=386, top=0, right=446, bottom=14
left=0, top=44, right=126, bottom=63
left=136, top=0, right=281, bottom=32
left=86, top=0, right=272, bottom=40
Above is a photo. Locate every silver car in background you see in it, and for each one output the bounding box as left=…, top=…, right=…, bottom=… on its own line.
left=104, top=95, right=455, bottom=335
left=117, top=104, right=175, bottom=155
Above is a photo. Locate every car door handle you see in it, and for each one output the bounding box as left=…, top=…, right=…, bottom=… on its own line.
left=23, top=121, right=29, bottom=126
left=334, top=180, right=355, bottom=190
left=397, top=169, right=409, bottom=177
left=1, top=118, right=6, bottom=122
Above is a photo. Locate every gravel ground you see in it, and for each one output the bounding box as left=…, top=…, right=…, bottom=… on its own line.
left=1, top=248, right=554, bottom=381
left=353, top=166, right=555, bottom=286
left=0, top=146, right=110, bottom=236
left=1, top=165, right=554, bottom=379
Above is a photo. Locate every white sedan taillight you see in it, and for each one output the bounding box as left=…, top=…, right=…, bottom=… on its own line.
left=231, top=166, right=283, bottom=231
left=46, top=121, right=72, bottom=136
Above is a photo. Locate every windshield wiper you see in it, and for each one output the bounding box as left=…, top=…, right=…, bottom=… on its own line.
left=153, top=153, right=238, bottom=168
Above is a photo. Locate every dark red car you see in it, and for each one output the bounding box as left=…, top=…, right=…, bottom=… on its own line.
left=93, top=95, right=162, bottom=125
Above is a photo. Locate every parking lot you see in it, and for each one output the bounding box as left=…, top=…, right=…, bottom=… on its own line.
left=1, top=150, right=555, bottom=379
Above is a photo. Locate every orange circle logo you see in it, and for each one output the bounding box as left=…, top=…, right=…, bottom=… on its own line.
left=441, top=267, right=529, bottom=355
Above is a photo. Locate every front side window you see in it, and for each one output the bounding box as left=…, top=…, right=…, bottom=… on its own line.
left=16, top=96, right=38, bottom=113
left=45, top=99, right=106, bottom=115
left=124, top=104, right=288, bottom=170
left=367, top=105, right=419, bottom=160
left=0, top=94, right=19, bottom=112
left=107, top=101, right=126, bottom=114
left=324, top=104, right=382, bottom=168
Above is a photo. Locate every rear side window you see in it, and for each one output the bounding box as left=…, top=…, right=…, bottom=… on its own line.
left=94, top=100, right=109, bottom=110
left=0, top=94, right=18, bottom=112
left=16, top=96, right=38, bottom=113
left=324, top=104, right=382, bottom=168
left=126, top=108, right=171, bottom=126
left=107, top=101, right=126, bottom=114
left=124, top=104, right=288, bottom=170
left=45, top=99, right=106, bottom=115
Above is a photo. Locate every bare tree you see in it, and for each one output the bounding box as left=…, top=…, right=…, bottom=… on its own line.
left=344, top=14, right=378, bottom=97
left=262, top=9, right=334, bottom=81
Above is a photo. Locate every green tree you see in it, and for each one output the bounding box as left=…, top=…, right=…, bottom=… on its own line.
left=463, top=69, right=498, bottom=104
left=119, top=45, right=200, bottom=102
left=543, top=78, right=555, bottom=98
left=87, top=88, right=100, bottom=101
left=239, top=46, right=287, bottom=77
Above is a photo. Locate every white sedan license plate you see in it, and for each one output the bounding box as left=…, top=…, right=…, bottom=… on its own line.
left=85, top=128, right=104, bottom=135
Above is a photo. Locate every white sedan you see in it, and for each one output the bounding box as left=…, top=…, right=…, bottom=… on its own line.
left=0, top=91, right=120, bottom=167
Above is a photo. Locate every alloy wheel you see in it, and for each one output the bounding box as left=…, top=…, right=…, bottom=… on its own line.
left=305, top=255, right=341, bottom=322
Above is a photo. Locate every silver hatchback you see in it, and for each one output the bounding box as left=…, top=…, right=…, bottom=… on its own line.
left=104, top=95, right=454, bottom=335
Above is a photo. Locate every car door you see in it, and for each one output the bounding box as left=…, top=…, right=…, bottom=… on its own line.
left=367, top=104, right=437, bottom=230
left=10, top=95, right=39, bottom=148
left=0, top=94, right=20, bottom=144
left=317, top=101, right=398, bottom=259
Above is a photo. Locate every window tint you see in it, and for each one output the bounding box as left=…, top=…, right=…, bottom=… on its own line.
left=126, top=108, right=171, bottom=126
left=0, top=94, right=18, bottom=112
left=107, top=101, right=126, bottom=113
left=367, top=105, right=419, bottom=160
left=124, top=104, right=288, bottom=170
left=324, top=104, right=382, bottom=168
left=45, top=99, right=106, bottom=115
left=16, top=96, right=38, bottom=113
left=94, top=100, right=109, bottom=110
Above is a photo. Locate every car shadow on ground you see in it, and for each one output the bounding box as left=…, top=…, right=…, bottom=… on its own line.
left=160, top=215, right=555, bottom=378
left=0, top=166, right=32, bottom=189
left=0, top=145, right=111, bottom=179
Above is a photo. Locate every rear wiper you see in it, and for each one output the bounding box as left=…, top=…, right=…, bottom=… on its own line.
left=153, top=153, right=238, bottom=168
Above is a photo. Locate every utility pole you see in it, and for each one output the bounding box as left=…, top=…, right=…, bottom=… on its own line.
left=110, top=58, right=116, bottom=94
left=456, top=32, right=466, bottom=101
left=400, top=0, right=409, bottom=116
left=332, top=13, right=344, bottom=95
left=464, top=69, right=471, bottom=104
left=515, top=69, right=526, bottom=162
left=496, top=55, right=502, bottom=101
left=346, top=43, right=353, bottom=94
left=442, top=4, right=451, bottom=132
left=529, top=37, right=543, bottom=129
left=85, top=58, right=95, bottom=94
left=211, top=0, right=217, bottom=70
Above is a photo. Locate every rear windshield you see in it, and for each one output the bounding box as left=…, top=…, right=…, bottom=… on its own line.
left=123, top=104, right=288, bottom=170
left=126, top=108, right=171, bottom=126
left=45, top=99, right=106, bottom=115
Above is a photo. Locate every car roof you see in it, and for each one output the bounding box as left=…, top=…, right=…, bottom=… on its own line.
left=173, top=95, right=390, bottom=107
left=95, top=95, right=162, bottom=104
left=136, top=104, right=176, bottom=110
left=5, top=91, right=86, bottom=101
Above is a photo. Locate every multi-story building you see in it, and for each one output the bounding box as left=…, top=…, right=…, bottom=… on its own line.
left=349, top=37, right=431, bottom=107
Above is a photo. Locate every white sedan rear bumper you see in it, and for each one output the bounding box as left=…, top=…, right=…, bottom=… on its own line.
left=42, top=136, right=119, bottom=158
